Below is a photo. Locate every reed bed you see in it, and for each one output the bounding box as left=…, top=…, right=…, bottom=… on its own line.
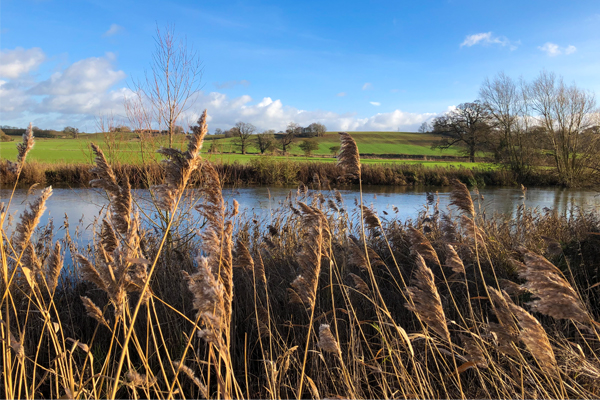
left=2, top=120, right=600, bottom=399
left=1, top=152, right=562, bottom=188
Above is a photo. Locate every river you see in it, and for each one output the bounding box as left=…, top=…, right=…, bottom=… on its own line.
left=1, top=185, right=599, bottom=242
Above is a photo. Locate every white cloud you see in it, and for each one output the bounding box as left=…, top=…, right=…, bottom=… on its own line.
left=362, top=82, right=372, bottom=90
left=179, top=92, right=437, bottom=132
left=336, top=92, right=347, bottom=97
left=103, top=24, right=123, bottom=37
left=370, top=101, right=381, bottom=106
left=565, top=45, right=577, bottom=55
left=460, top=32, right=517, bottom=49
left=538, top=42, right=577, bottom=57
left=31, top=55, right=126, bottom=96
left=0, top=47, right=46, bottom=79
left=0, top=49, right=442, bottom=132
left=213, top=79, right=250, bottom=89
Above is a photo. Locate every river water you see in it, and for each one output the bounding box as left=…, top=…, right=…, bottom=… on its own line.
left=2, top=185, right=599, bottom=242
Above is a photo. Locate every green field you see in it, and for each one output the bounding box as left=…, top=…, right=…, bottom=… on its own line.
left=1, top=131, right=479, bottom=166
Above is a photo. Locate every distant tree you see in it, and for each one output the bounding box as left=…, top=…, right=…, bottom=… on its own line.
left=173, top=125, right=185, bottom=135
left=208, top=139, right=222, bottom=153
left=255, top=130, right=275, bottom=154
left=214, top=128, right=223, bottom=136
left=278, top=123, right=298, bottom=153
left=0, top=129, right=14, bottom=142
left=307, top=122, right=327, bottom=137
left=431, top=101, right=492, bottom=162
left=231, top=121, right=256, bottom=154
left=63, top=126, right=80, bottom=138
left=418, top=121, right=432, bottom=134
left=329, top=145, right=340, bottom=156
left=224, top=129, right=235, bottom=138
left=299, top=139, right=319, bottom=156
left=110, top=125, right=132, bottom=133
left=287, top=122, right=302, bottom=137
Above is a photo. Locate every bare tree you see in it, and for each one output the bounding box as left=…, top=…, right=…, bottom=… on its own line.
left=528, top=71, right=598, bottom=186
left=131, top=25, right=203, bottom=148
left=431, top=101, right=492, bottom=162
left=278, top=122, right=298, bottom=153
left=480, top=72, right=538, bottom=174
left=255, top=130, right=275, bottom=154
left=231, top=121, right=256, bottom=154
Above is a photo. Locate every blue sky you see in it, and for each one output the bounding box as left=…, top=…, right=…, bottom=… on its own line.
left=1, top=0, right=599, bottom=132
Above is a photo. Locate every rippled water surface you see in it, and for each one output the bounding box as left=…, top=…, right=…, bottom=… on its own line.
left=2, top=185, right=599, bottom=242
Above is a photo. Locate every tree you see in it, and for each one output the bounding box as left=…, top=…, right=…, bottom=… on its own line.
left=418, top=121, right=432, bottom=134
left=214, top=128, right=223, bottom=136
left=431, top=101, right=492, bottom=162
left=255, top=130, right=275, bottom=154
left=130, top=25, right=203, bottom=149
left=278, top=123, right=298, bottom=153
left=480, top=72, right=538, bottom=175
left=329, top=145, right=340, bottom=156
left=306, top=122, right=327, bottom=137
left=528, top=71, right=598, bottom=186
left=299, top=139, right=319, bottom=156
left=231, top=121, right=256, bottom=154
left=63, top=126, right=80, bottom=138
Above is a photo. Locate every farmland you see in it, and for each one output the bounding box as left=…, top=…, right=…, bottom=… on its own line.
left=0, top=130, right=472, bottom=165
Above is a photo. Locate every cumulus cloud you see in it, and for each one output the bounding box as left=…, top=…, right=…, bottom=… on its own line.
left=460, top=32, right=517, bottom=49
left=103, top=24, right=124, bottom=37
left=370, top=101, right=381, bottom=106
left=1, top=49, right=442, bottom=132
left=0, top=47, right=46, bottom=79
left=336, top=92, right=347, bottom=97
left=362, top=82, right=372, bottom=90
left=179, top=92, right=436, bottom=132
left=538, top=42, right=577, bottom=56
left=213, top=79, right=250, bottom=89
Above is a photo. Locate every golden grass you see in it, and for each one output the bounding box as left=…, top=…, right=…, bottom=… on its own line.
left=3, top=117, right=600, bottom=399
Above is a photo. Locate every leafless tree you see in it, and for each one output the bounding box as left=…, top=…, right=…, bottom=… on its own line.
left=431, top=101, right=492, bottom=162
left=231, top=122, right=256, bottom=154
left=306, top=122, right=327, bottom=137
left=480, top=72, right=538, bottom=174
left=528, top=71, right=598, bottom=186
left=279, top=122, right=299, bottom=153
left=130, top=25, right=203, bottom=148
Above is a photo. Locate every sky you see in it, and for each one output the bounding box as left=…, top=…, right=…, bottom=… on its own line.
left=1, top=0, right=599, bottom=133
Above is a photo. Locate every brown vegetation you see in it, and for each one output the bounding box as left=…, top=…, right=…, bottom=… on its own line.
left=3, top=123, right=600, bottom=399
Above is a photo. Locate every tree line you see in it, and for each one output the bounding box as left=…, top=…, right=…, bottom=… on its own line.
left=427, top=71, right=599, bottom=186
left=205, top=121, right=330, bottom=156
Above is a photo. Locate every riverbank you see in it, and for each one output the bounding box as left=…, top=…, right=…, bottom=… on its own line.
left=0, top=157, right=564, bottom=188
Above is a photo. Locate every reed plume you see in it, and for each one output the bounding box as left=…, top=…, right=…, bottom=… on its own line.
left=360, top=205, right=381, bottom=230
left=337, top=132, right=360, bottom=179
left=348, top=273, right=370, bottom=294
left=90, top=143, right=131, bottom=235
left=45, top=242, right=63, bottom=294
left=408, top=226, right=440, bottom=266
left=404, top=253, right=451, bottom=343
left=289, top=202, right=327, bottom=309
left=80, top=296, right=110, bottom=328
left=449, top=179, right=475, bottom=217
left=182, top=258, right=227, bottom=349
left=487, top=287, right=521, bottom=358
left=173, top=361, right=208, bottom=398
left=194, top=162, right=234, bottom=327
left=497, top=287, right=560, bottom=377
left=155, top=110, right=207, bottom=211
left=318, top=324, right=342, bottom=357
left=234, top=239, right=254, bottom=273
left=16, top=122, right=35, bottom=165
left=518, top=249, right=589, bottom=323
left=444, top=244, right=465, bottom=275
left=13, top=186, right=52, bottom=256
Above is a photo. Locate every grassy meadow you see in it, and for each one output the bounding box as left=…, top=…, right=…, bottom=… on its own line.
left=0, top=130, right=467, bottom=165
left=2, top=125, right=600, bottom=399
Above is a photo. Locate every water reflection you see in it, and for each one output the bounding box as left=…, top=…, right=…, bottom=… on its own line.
left=2, top=185, right=599, bottom=242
